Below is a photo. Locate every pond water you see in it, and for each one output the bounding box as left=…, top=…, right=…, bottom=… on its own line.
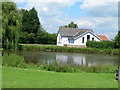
left=15, top=50, right=118, bottom=66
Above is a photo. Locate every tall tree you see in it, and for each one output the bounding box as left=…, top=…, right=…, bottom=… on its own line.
left=2, top=2, right=21, bottom=50
left=21, top=7, right=41, bottom=34
left=61, top=22, right=78, bottom=28
left=20, top=7, right=41, bottom=43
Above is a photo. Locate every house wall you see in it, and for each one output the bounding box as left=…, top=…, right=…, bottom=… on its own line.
left=57, top=32, right=101, bottom=46
left=74, top=32, right=101, bottom=46
left=57, top=33, right=71, bottom=46
left=57, top=33, right=62, bottom=46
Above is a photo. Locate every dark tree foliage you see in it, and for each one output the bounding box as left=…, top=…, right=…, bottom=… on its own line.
left=2, top=2, right=21, bottom=50
left=36, top=28, right=57, bottom=44
left=20, top=7, right=57, bottom=44
left=21, top=7, right=41, bottom=34
left=114, top=31, right=120, bottom=48
left=19, top=7, right=41, bottom=44
left=61, top=22, right=78, bottom=28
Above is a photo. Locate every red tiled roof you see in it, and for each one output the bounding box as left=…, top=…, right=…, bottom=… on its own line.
left=97, top=35, right=109, bottom=41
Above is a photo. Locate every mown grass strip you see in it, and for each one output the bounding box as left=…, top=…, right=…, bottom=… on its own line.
left=2, top=66, right=118, bottom=88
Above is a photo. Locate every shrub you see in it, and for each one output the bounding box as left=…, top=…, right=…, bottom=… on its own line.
left=86, top=41, right=115, bottom=49
left=39, top=62, right=79, bottom=73
left=38, top=62, right=116, bottom=73
left=2, top=54, right=27, bottom=68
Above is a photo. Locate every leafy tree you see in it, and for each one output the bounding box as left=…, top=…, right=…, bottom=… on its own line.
left=114, top=31, right=120, bottom=48
left=21, top=7, right=41, bottom=34
left=20, top=8, right=41, bottom=44
left=61, top=22, right=78, bottom=28
left=2, top=2, right=21, bottom=50
left=36, top=28, right=48, bottom=44
left=36, top=28, right=57, bottom=44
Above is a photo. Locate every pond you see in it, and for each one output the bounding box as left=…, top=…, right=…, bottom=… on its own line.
left=14, top=50, right=118, bottom=66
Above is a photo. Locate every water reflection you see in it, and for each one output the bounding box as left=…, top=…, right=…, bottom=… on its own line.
left=55, top=53, right=118, bottom=66
left=6, top=50, right=118, bottom=66
left=56, top=53, right=86, bottom=66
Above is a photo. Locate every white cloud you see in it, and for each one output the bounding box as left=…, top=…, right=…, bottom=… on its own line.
left=80, top=1, right=118, bottom=17
left=74, top=16, right=118, bottom=39
left=78, top=1, right=118, bottom=39
left=75, top=17, right=95, bottom=28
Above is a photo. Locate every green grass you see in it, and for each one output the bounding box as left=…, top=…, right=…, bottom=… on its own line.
left=2, top=66, right=118, bottom=88
left=2, top=54, right=27, bottom=68
left=20, top=44, right=119, bottom=55
left=39, top=63, right=116, bottom=73
left=0, top=48, right=3, bottom=50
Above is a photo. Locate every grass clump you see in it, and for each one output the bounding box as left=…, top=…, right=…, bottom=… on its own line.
left=2, top=54, right=27, bottom=68
left=39, top=62, right=79, bottom=73
left=80, top=65, right=116, bottom=73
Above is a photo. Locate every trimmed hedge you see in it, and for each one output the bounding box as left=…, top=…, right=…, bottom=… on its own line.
left=86, top=41, right=116, bottom=49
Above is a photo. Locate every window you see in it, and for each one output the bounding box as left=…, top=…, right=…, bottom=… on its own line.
left=69, top=39, right=74, bottom=43
left=87, top=35, right=90, bottom=41
left=82, top=37, right=84, bottom=43
left=92, top=37, right=94, bottom=41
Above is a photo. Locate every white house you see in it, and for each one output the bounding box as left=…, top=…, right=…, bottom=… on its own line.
left=57, top=27, right=109, bottom=48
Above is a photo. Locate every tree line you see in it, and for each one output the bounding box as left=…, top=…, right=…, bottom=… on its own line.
left=2, top=2, right=56, bottom=50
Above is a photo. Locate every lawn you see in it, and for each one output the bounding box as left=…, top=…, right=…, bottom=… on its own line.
left=2, top=66, right=118, bottom=88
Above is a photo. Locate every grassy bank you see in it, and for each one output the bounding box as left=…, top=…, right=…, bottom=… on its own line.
left=40, top=64, right=116, bottom=73
left=2, top=53, right=117, bottom=73
left=2, top=66, right=118, bottom=88
left=20, top=44, right=119, bottom=55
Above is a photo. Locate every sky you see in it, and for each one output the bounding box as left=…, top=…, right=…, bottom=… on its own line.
left=12, top=0, right=118, bottom=40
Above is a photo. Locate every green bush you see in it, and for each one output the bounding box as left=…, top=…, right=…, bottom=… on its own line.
left=86, top=41, right=115, bottom=49
left=2, top=54, right=27, bottom=68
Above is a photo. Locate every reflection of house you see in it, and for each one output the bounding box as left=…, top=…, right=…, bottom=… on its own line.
left=56, top=54, right=68, bottom=64
left=57, top=27, right=109, bottom=47
left=72, top=55, right=86, bottom=65
left=56, top=53, right=86, bottom=66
